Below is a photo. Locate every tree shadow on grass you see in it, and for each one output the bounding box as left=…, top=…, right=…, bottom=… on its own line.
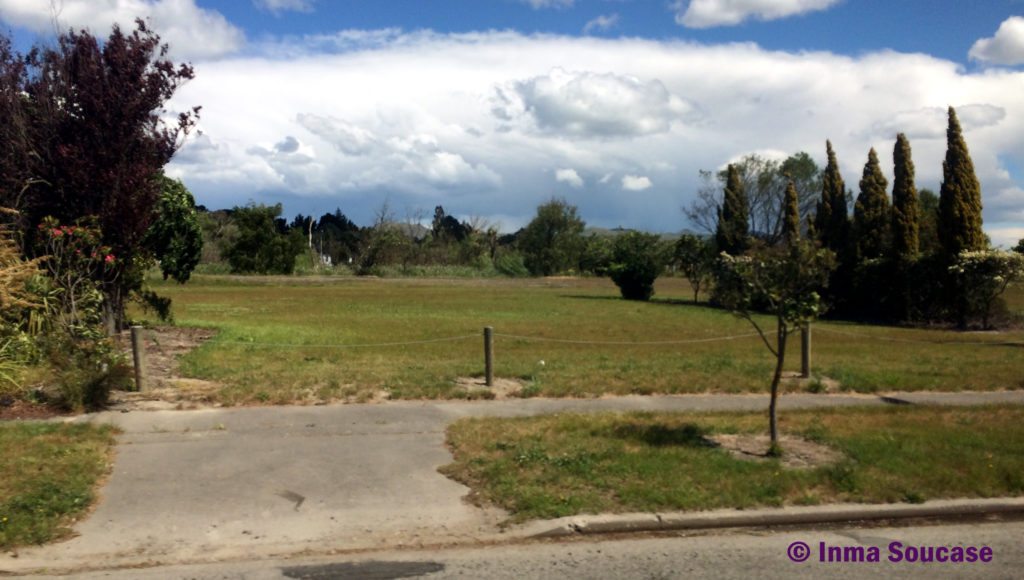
left=560, top=294, right=721, bottom=311
left=608, top=422, right=720, bottom=448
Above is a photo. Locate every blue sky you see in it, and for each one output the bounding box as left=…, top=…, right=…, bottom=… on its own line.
left=209, top=0, right=1014, bottom=65
left=2, top=1, right=1023, bottom=245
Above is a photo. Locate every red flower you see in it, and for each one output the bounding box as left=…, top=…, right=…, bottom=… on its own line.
left=104, top=254, right=115, bottom=264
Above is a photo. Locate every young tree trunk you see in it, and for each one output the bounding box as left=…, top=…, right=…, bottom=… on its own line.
left=768, top=323, right=788, bottom=453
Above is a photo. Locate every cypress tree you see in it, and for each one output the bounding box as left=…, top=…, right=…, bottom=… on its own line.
left=853, top=148, right=890, bottom=260
left=814, top=140, right=848, bottom=253
left=891, top=133, right=919, bottom=259
left=715, top=164, right=749, bottom=255
left=782, top=179, right=800, bottom=245
left=938, top=107, right=985, bottom=258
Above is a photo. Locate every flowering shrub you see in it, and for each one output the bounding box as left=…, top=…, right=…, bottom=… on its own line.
left=36, top=217, right=116, bottom=339
left=948, top=250, right=1024, bottom=329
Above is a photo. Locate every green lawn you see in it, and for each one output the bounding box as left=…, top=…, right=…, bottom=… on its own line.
left=441, top=406, right=1024, bottom=521
left=0, top=422, right=117, bottom=549
left=143, top=275, right=1024, bottom=405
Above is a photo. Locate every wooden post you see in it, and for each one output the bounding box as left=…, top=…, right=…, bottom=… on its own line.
left=800, top=323, right=811, bottom=379
left=131, top=325, right=147, bottom=392
left=484, top=326, right=494, bottom=387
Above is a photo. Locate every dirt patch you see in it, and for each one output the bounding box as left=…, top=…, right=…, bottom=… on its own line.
left=782, top=372, right=843, bottom=394
left=454, top=376, right=528, bottom=400
left=710, top=433, right=844, bottom=469
left=0, top=397, right=71, bottom=421
left=108, top=326, right=223, bottom=411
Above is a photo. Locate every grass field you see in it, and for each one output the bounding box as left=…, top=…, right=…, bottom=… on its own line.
left=143, top=275, right=1024, bottom=405
left=0, top=422, right=116, bottom=549
left=441, top=406, right=1024, bottom=521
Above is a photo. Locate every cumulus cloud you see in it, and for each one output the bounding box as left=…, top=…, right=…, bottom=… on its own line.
left=165, top=30, right=1024, bottom=235
left=555, top=168, right=584, bottom=188
left=254, top=0, right=315, bottom=15
left=969, top=16, right=1024, bottom=66
left=492, top=68, right=692, bottom=138
left=583, top=14, right=619, bottom=34
left=869, top=104, right=1007, bottom=140
left=674, top=0, right=840, bottom=28
left=622, top=175, right=653, bottom=191
left=0, top=0, right=245, bottom=60
left=298, top=114, right=379, bottom=156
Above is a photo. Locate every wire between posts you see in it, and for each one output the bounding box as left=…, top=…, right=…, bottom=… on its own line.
left=219, top=334, right=479, bottom=349
left=815, top=326, right=1024, bottom=347
left=492, top=332, right=762, bottom=345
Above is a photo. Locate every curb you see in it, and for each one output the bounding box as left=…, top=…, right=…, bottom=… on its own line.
left=519, top=498, right=1024, bottom=538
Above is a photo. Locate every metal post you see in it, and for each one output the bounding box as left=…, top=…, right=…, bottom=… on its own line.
left=484, top=326, right=494, bottom=387
left=800, top=323, right=811, bottom=379
left=131, top=325, right=147, bottom=392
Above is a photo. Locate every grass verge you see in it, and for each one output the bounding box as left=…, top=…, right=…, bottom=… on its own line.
left=0, top=422, right=117, bottom=549
left=440, top=406, right=1024, bottom=521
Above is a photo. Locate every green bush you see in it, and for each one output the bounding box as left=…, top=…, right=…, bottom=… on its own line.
left=608, top=232, right=669, bottom=301
left=47, top=339, right=131, bottom=411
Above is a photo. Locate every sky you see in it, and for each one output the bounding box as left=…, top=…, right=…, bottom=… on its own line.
left=1, top=0, right=1024, bottom=246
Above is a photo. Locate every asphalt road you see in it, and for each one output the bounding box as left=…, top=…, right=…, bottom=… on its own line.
left=26, top=518, right=1024, bottom=579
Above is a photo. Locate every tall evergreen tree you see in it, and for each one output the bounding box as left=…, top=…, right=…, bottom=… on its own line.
left=853, top=148, right=890, bottom=260
left=891, top=133, right=919, bottom=259
left=715, top=164, right=749, bottom=254
left=814, top=140, right=848, bottom=253
left=938, top=107, right=985, bottom=258
left=782, top=179, right=800, bottom=245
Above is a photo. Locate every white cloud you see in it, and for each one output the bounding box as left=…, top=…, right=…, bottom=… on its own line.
left=969, top=16, right=1024, bottom=66
left=298, top=114, right=379, bottom=156
left=165, top=30, right=1024, bottom=236
left=0, top=0, right=244, bottom=60
left=555, top=168, right=584, bottom=188
left=674, top=0, right=840, bottom=28
left=254, top=0, right=315, bottom=15
left=869, top=105, right=1006, bottom=140
left=493, top=68, right=692, bottom=138
left=520, top=0, right=574, bottom=8
left=622, top=175, right=653, bottom=191
left=583, top=13, right=619, bottom=34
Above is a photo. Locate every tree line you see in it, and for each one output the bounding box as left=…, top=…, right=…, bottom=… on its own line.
left=680, top=107, right=1024, bottom=330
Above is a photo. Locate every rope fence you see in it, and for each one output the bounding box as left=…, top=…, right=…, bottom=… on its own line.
left=127, top=322, right=1024, bottom=392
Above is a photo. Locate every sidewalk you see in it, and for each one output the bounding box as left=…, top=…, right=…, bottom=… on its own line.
left=3, top=391, right=1023, bottom=575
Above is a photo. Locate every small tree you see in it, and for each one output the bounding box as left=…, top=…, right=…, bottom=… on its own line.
left=1014, top=239, right=1024, bottom=255
left=519, top=198, right=585, bottom=276
left=608, top=231, right=668, bottom=301
left=674, top=233, right=715, bottom=302
left=715, top=241, right=836, bottom=453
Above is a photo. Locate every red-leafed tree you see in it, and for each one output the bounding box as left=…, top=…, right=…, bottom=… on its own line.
left=3, top=20, right=199, bottom=330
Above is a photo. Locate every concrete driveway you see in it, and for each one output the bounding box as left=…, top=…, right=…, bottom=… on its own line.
left=3, top=391, right=1023, bottom=574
